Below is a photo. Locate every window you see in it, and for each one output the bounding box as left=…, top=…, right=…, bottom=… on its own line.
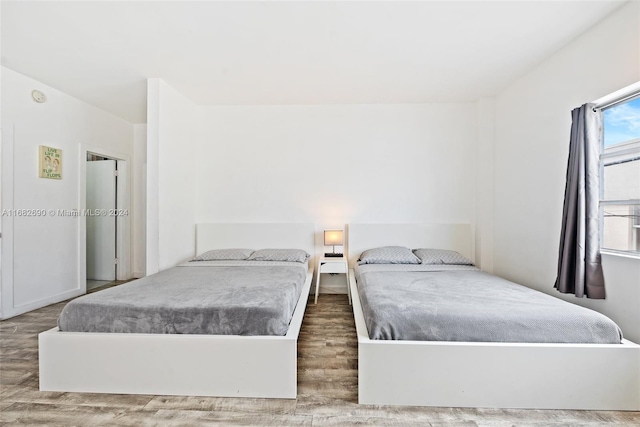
left=600, top=96, right=640, bottom=255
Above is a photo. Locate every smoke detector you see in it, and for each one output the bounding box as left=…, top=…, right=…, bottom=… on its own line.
left=32, top=90, right=46, bottom=103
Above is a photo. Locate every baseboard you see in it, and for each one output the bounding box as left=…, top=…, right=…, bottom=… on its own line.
left=319, top=284, right=348, bottom=294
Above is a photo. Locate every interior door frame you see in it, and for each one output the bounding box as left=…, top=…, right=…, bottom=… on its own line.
left=79, top=145, right=131, bottom=291
left=86, top=159, right=117, bottom=281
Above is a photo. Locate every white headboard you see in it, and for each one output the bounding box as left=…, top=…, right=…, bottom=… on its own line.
left=196, top=223, right=315, bottom=259
left=347, top=223, right=473, bottom=268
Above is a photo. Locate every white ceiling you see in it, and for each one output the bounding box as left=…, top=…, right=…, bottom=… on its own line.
left=1, top=1, right=626, bottom=123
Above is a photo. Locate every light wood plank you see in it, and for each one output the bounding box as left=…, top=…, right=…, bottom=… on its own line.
left=143, top=395, right=297, bottom=414
left=150, top=409, right=313, bottom=426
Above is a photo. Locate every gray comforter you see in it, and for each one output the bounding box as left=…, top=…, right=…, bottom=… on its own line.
left=59, top=261, right=308, bottom=336
left=355, top=264, right=622, bottom=343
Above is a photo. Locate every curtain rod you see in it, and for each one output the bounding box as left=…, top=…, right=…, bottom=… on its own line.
left=593, top=92, right=640, bottom=111
left=592, top=81, right=640, bottom=111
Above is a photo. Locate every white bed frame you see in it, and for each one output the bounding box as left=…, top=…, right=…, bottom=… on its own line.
left=39, top=223, right=315, bottom=399
left=348, top=223, right=640, bottom=410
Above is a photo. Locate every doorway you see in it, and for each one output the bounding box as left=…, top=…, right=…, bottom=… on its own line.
left=86, top=153, right=118, bottom=291
left=80, top=145, right=131, bottom=294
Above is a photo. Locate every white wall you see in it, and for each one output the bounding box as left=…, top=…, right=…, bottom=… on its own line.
left=1, top=67, right=134, bottom=319
left=475, top=98, right=495, bottom=273
left=146, top=79, right=197, bottom=274
left=196, top=103, right=477, bottom=226
left=133, top=124, right=147, bottom=278
left=493, top=3, right=640, bottom=341
left=194, top=103, right=478, bottom=294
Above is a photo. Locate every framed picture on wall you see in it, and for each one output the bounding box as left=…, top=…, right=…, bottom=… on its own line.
left=39, top=145, right=62, bottom=179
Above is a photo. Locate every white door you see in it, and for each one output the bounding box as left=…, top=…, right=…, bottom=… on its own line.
left=86, top=160, right=116, bottom=281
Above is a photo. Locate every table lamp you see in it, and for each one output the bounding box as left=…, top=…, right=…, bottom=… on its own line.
left=324, top=230, right=344, bottom=257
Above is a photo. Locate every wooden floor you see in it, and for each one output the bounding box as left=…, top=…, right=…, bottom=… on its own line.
left=1, top=292, right=639, bottom=426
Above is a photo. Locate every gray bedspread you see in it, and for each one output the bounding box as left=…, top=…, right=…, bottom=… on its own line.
left=355, top=264, right=622, bottom=343
left=59, top=261, right=308, bottom=336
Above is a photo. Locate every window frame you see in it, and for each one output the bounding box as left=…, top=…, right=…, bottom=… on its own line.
left=598, top=96, right=640, bottom=257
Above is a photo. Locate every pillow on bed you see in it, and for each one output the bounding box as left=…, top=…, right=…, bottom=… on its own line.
left=192, top=248, right=254, bottom=261
left=413, top=248, right=473, bottom=265
left=247, top=249, right=310, bottom=263
left=357, top=246, right=421, bottom=265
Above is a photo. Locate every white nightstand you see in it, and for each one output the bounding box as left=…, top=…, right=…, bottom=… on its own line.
left=315, top=256, right=351, bottom=305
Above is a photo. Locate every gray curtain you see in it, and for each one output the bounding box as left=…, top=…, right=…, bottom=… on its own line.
left=555, top=103, right=605, bottom=299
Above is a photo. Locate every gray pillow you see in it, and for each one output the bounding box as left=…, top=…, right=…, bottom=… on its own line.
left=357, top=246, right=420, bottom=265
left=192, top=248, right=254, bottom=261
left=247, top=249, right=310, bottom=263
left=413, top=248, right=473, bottom=265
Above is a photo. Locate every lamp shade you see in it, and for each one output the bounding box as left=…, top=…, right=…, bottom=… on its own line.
left=324, top=230, right=343, bottom=246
